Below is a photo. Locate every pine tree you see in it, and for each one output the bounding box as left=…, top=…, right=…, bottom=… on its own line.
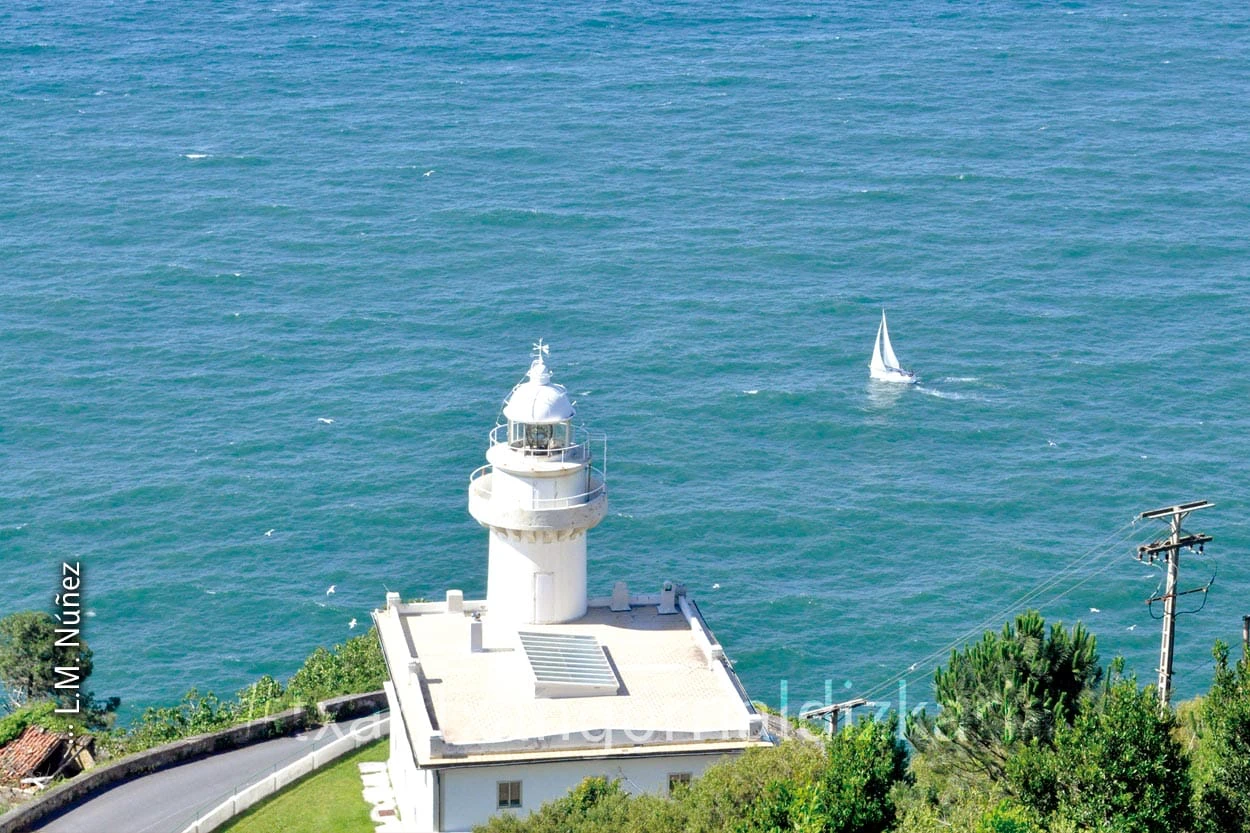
left=910, top=610, right=1101, bottom=780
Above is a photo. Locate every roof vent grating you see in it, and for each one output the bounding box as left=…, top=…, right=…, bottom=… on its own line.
left=518, top=631, right=621, bottom=698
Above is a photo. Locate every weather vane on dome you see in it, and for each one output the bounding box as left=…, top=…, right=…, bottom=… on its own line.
left=532, top=338, right=550, bottom=360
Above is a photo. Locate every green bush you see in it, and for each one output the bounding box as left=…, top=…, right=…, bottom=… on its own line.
left=1008, top=675, right=1192, bottom=832
left=108, top=627, right=385, bottom=756
left=118, top=689, right=240, bottom=752
left=681, top=738, right=827, bottom=832
left=476, top=721, right=908, bottom=833
left=975, top=800, right=1042, bottom=833
left=0, top=700, right=62, bottom=746
left=236, top=675, right=286, bottom=721
left=1190, top=642, right=1250, bottom=832
left=286, top=630, right=387, bottom=707
left=0, top=698, right=109, bottom=748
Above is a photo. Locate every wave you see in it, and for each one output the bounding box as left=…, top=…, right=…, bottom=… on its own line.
left=916, top=386, right=967, bottom=400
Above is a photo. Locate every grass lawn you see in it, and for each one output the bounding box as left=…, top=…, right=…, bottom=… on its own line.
left=218, top=738, right=388, bottom=833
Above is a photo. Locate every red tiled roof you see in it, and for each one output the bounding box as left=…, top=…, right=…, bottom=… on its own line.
left=0, top=725, right=66, bottom=783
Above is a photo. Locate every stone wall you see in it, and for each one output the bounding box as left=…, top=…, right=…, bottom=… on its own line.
left=316, top=690, right=388, bottom=722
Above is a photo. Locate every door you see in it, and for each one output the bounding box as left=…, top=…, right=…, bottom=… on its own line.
left=533, top=572, right=554, bottom=623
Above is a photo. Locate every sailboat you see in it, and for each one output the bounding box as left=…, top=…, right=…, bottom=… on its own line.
left=869, top=310, right=917, bottom=384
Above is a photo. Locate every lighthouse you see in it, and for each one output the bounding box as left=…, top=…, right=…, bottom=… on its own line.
left=373, top=343, right=769, bottom=832
left=467, top=342, right=608, bottom=625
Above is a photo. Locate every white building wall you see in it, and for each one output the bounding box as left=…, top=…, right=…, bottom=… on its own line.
left=440, top=751, right=737, bottom=832
left=386, top=682, right=435, bottom=830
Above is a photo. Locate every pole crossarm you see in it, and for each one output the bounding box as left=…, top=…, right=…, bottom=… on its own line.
left=1144, top=585, right=1210, bottom=605
left=799, top=698, right=867, bottom=720
left=800, top=698, right=868, bottom=737
left=1137, top=533, right=1212, bottom=559
left=1138, top=500, right=1214, bottom=521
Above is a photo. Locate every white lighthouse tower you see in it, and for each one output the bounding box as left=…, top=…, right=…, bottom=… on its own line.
left=467, top=342, right=608, bottom=625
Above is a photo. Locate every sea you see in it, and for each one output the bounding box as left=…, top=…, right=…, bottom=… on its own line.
left=2, top=0, right=1248, bottom=723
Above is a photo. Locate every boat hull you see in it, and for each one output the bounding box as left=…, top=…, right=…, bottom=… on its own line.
left=869, top=366, right=917, bottom=384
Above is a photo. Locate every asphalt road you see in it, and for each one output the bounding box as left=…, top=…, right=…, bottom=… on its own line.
left=34, top=714, right=388, bottom=833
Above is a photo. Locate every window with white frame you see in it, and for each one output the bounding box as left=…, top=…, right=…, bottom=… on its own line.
left=497, top=780, right=522, bottom=809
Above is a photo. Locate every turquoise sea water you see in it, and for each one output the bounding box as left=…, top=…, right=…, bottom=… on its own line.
left=2, top=1, right=1248, bottom=721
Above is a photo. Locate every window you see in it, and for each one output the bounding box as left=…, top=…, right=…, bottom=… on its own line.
left=668, top=772, right=692, bottom=794
left=524, top=423, right=552, bottom=450
left=497, top=780, right=522, bottom=809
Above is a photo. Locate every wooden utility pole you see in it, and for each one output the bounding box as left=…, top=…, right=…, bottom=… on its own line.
left=1137, top=500, right=1214, bottom=708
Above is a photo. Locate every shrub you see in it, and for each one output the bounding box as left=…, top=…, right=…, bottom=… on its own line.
left=1009, top=676, right=1191, bottom=832
left=107, top=627, right=385, bottom=756
left=287, top=629, right=386, bottom=707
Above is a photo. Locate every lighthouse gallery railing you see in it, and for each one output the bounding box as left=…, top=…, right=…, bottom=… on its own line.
left=468, top=465, right=606, bottom=511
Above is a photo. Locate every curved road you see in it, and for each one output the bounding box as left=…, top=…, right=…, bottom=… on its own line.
left=34, top=714, right=388, bottom=833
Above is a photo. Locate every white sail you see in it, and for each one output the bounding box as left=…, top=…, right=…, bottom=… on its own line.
left=880, top=311, right=901, bottom=370
left=869, top=318, right=887, bottom=374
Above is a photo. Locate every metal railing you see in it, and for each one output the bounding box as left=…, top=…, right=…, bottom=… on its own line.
left=469, top=466, right=606, bottom=510
left=487, top=424, right=592, bottom=464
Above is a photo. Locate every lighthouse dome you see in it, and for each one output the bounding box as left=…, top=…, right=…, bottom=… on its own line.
left=502, top=357, right=575, bottom=424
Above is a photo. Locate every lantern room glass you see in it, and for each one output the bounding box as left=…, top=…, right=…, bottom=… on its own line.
left=509, top=420, right=571, bottom=452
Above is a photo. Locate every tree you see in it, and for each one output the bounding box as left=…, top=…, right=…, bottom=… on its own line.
left=894, top=788, right=1043, bottom=833
left=910, top=610, right=1101, bottom=780
left=474, top=723, right=910, bottom=833
left=811, top=716, right=909, bottom=833
left=1009, top=675, right=1192, bottom=832
left=684, top=719, right=906, bottom=833
left=0, top=610, right=95, bottom=712
left=680, top=739, right=826, bottom=833
left=1190, top=642, right=1250, bottom=832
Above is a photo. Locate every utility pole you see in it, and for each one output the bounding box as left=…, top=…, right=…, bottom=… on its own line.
left=1136, top=500, right=1214, bottom=708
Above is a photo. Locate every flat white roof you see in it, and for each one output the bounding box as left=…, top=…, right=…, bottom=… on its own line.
left=375, top=591, right=767, bottom=766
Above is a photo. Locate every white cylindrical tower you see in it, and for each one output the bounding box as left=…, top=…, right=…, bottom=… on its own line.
left=468, top=346, right=608, bottom=625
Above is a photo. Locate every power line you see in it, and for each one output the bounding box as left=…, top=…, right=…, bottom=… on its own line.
left=852, top=519, right=1149, bottom=706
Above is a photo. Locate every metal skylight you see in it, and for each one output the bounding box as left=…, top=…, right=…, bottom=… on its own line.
left=518, top=631, right=621, bottom=698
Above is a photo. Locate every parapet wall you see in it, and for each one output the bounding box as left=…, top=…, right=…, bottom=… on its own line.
left=318, top=690, right=389, bottom=722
